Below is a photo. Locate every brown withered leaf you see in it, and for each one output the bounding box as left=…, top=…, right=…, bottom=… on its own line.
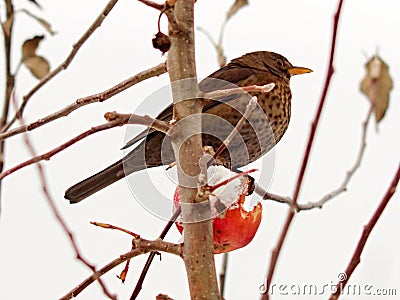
left=360, top=55, right=393, bottom=123
left=227, top=0, right=249, bottom=20
left=22, top=35, right=44, bottom=58
left=23, top=56, right=50, bottom=79
left=22, top=36, right=50, bottom=79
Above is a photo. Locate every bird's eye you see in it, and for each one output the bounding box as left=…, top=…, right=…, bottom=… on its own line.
left=276, top=59, right=284, bottom=67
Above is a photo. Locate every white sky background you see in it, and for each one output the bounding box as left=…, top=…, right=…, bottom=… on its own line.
left=0, top=0, right=399, bottom=299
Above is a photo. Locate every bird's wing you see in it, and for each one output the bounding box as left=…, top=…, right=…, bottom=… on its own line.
left=122, top=65, right=261, bottom=150
left=201, top=64, right=261, bottom=90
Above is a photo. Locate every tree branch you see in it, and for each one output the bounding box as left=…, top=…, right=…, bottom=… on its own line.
left=203, top=83, right=275, bottom=101
left=0, top=62, right=167, bottom=142
left=105, top=111, right=170, bottom=134
left=11, top=94, right=116, bottom=300
left=60, top=238, right=182, bottom=300
left=131, top=207, right=182, bottom=299
left=261, top=1, right=345, bottom=298
left=329, top=163, right=400, bottom=300
left=0, top=110, right=169, bottom=179
left=219, top=253, right=229, bottom=297
left=212, top=96, right=258, bottom=161
left=0, top=0, right=15, bottom=209
left=1, top=0, right=120, bottom=132
left=255, top=105, right=372, bottom=211
left=137, top=0, right=165, bottom=11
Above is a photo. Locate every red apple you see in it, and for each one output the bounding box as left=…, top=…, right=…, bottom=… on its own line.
left=173, top=181, right=262, bottom=254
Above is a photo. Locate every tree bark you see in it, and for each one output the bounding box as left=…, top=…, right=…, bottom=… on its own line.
left=167, top=0, right=220, bottom=299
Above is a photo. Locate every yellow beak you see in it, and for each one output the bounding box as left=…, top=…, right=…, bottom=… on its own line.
left=289, top=67, right=313, bottom=76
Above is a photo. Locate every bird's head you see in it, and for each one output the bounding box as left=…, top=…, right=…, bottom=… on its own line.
left=237, top=51, right=312, bottom=80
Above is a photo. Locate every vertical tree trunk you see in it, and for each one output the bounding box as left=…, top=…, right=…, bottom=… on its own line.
left=167, top=0, right=220, bottom=299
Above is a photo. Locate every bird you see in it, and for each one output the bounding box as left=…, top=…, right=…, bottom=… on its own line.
left=65, top=51, right=312, bottom=203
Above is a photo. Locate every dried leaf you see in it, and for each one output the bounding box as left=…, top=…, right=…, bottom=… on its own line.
left=360, top=55, right=393, bottom=123
left=23, top=56, right=50, bottom=79
left=226, top=0, right=249, bottom=20
left=22, top=35, right=44, bottom=58
left=2, top=14, right=14, bottom=37
left=21, top=9, right=56, bottom=35
left=22, top=36, right=50, bottom=79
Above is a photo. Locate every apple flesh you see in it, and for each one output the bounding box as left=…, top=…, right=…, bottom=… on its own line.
left=173, top=185, right=262, bottom=254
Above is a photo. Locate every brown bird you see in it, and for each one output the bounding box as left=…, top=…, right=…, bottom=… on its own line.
left=65, top=51, right=311, bottom=203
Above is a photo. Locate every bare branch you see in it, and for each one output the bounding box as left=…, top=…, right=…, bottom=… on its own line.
left=0, top=109, right=171, bottom=179
left=213, top=96, right=258, bottom=160
left=2, top=0, right=120, bottom=132
left=105, top=111, right=170, bottom=134
left=60, top=238, right=182, bottom=300
left=131, top=207, right=182, bottom=299
left=197, top=26, right=226, bottom=67
left=0, top=114, right=128, bottom=180
left=11, top=94, right=116, bottom=300
left=197, top=0, right=248, bottom=67
left=137, top=0, right=165, bottom=11
left=261, top=1, right=345, bottom=298
left=256, top=105, right=373, bottom=211
left=219, top=253, right=229, bottom=297
left=299, top=106, right=373, bottom=210
left=203, top=83, right=275, bottom=100
left=0, top=62, right=167, bottom=142
left=254, top=184, right=294, bottom=207
left=329, top=164, right=400, bottom=300
left=0, top=0, right=16, bottom=202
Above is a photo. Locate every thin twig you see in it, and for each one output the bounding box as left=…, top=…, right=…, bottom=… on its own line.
left=255, top=105, right=373, bottom=211
left=0, top=110, right=170, bottom=179
left=0, top=0, right=15, bottom=213
left=197, top=26, right=226, bottom=67
left=219, top=253, right=229, bottom=297
left=131, top=207, right=182, bottom=299
left=91, top=221, right=140, bottom=237
left=0, top=62, right=167, bottom=141
left=2, top=0, right=120, bottom=132
left=329, top=163, right=400, bottom=300
left=137, top=0, right=164, bottom=10
left=261, top=1, right=345, bottom=298
left=60, top=238, right=182, bottom=300
left=203, top=83, right=274, bottom=101
left=299, top=106, right=373, bottom=210
left=105, top=111, right=170, bottom=134
left=11, top=94, right=116, bottom=300
left=254, top=184, right=294, bottom=207
left=0, top=114, right=129, bottom=179
left=212, top=96, right=259, bottom=160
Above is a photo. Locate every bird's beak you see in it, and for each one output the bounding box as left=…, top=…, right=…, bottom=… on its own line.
left=289, top=67, right=313, bottom=76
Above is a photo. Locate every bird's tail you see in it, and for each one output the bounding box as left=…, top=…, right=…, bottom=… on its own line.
left=65, top=159, right=128, bottom=203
